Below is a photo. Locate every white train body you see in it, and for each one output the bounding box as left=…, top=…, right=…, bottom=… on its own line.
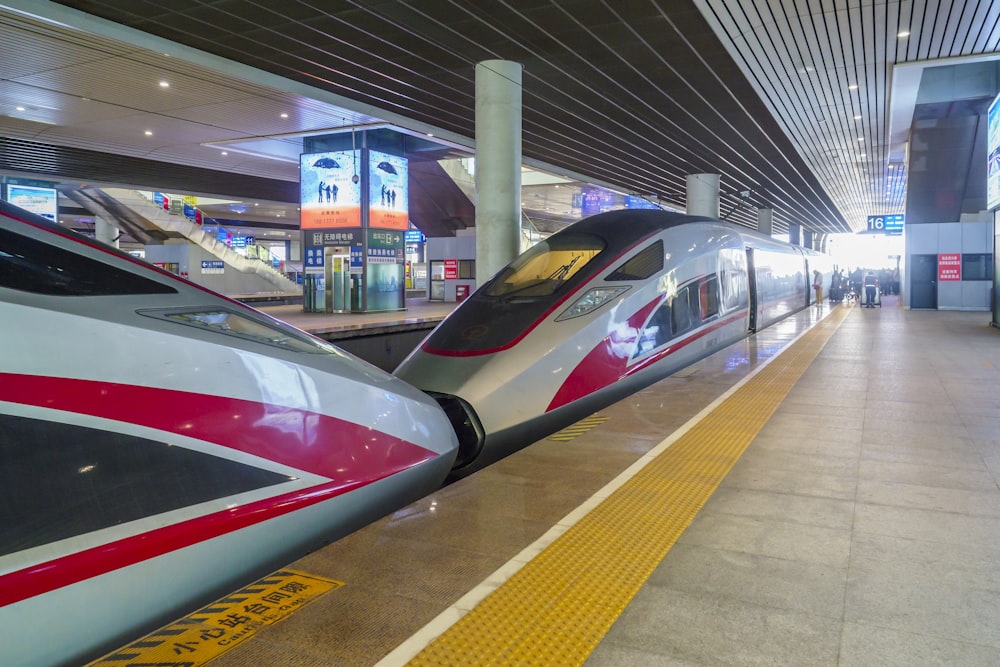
left=0, top=200, right=458, bottom=666
left=396, top=210, right=830, bottom=473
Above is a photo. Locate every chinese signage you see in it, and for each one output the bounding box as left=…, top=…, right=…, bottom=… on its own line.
left=938, top=253, right=961, bottom=281
left=304, top=247, right=325, bottom=268
left=368, top=149, right=409, bottom=230
left=367, top=229, right=404, bottom=264
left=308, top=230, right=360, bottom=246
left=444, top=258, right=458, bottom=280
left=866, top=214, right=904, bottom=235
left=404, top=229, right=425, bottom=244
left=300, top=150, right=362, bottom=229
left=86, top=570, right=341, bottom=666
left=201, top=260, right=225, bottom=274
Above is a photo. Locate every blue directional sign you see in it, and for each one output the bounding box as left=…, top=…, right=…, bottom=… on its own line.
left=866, top=214, right=904, bottom=235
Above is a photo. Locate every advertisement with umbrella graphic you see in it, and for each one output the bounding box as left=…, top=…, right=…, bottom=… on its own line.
left=300, top=150, right=361, bottom=229
left=369, top=150, right=409, bottom=230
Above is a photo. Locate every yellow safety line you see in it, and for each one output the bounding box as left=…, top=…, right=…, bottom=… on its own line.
left=548, top=415, right=608, bottom=441
left=407, top=307, right=850, bottom=666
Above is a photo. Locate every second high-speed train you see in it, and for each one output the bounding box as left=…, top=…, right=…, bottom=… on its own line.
left=395, top=209, right=831, bottom=474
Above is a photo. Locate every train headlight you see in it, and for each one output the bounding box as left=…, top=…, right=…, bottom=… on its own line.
left=556, top=286, right=630, bottom=321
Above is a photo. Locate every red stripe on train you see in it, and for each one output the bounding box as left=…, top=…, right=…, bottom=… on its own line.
left=0, top=373, right=436, bottom=480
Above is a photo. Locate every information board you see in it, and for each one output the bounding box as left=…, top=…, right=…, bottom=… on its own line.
left=938, top=253, right=961, bottom=281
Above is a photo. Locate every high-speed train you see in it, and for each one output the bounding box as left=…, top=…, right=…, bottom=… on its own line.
left=0, top=199, right=458, bottom=667
left=395, top=209, right=831, bottom=474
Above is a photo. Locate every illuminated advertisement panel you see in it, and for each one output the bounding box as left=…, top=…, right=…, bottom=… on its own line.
left=7, top=184, right=58, bottom=221
left=300, top=150, right=361, bottom=229
left=368, top=150, right=409, bottom=230
left=987, top=92, right=1000, bottom=210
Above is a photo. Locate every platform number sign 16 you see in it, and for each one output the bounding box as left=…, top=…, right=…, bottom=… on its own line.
left=866, top=214, right=904, bottom=235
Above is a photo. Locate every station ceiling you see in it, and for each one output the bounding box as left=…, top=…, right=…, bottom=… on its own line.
left=1, top=1, right=999, bottom=237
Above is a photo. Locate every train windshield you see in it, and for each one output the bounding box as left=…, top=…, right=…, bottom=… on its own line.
left=484, top=233, right=605, bottom=299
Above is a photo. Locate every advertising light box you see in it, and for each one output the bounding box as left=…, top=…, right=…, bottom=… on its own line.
left=368, top=150, right=409, bottom=230
left=300, top=150, right=361, bottom=229
left=7, top=184, right=58, bottom=221
left=987, top=92, right=1000, bottom=210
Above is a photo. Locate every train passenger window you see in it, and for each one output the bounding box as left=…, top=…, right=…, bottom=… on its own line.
left=0, top=228, right=177, bottom=296
left=635, top=302, right=672, bottom=355
left=484, top=233, right=605, bottom=298
left=671, top=287, right=694, bottom=335
left=606, top=241, right=663, bottom=281
left=699, top=277, right=719, bottom=318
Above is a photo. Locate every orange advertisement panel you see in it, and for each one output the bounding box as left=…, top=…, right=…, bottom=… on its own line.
left=301, top=150, right=361, bottom=229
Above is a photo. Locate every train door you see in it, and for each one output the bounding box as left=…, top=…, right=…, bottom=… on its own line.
left=746, top=247, right=758, bottom=332
left=325, top=251, right=351, bottom=312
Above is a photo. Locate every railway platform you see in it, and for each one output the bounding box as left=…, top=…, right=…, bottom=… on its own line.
left=92, top=295, right=1000, bottom=666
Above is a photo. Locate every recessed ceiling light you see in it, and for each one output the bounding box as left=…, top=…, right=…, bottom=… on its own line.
left=854, top=115, right=862, bottom=120
left=159, top=81, right=170, bottom=88
left=898, top=30, right=910, bottom=38
left=221, top=151, right=228, bottom=156
left=848, top=84, right=858, bottom=90
left=280, top=112, right=288, bottom=118
left=857, top=137, right=864, bottom=142
left=15, top=106, right=25, bottom=111
left=144, top=130, right=153, bottom=136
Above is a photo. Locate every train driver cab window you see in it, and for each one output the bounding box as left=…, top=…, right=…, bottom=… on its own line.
left=606, top=241, right=663, bottom=281
left=484, top=233, right=605, bottom=299
left=0, top=227, right=176, bottom=296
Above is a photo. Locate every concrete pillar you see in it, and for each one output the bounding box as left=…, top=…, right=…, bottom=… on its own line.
left=475, top=59, right=522, bottom=287
left=95, top=216, right=119, bottom=249
left=686, top=173, right=720, bottom=218
left=802, top=228, right=813, bottom=249
left=789, top=223, right=801, bottom=246
left=756, top=208, right=773, bottom=236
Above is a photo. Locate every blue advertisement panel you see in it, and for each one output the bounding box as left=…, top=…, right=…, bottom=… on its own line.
left=7, top=184, right=58, bottom=221
left=368, top=150, right=409, bottom=230
left=300, top=150, right=361, bottom=228
left=988, top=92, right=1000, bottom=210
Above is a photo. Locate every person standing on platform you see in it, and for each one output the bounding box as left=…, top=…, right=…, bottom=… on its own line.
left=863, top=271, right=878, bottom=307
left=813, top=270, right=823, bottom=305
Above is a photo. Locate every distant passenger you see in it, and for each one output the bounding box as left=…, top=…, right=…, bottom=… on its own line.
left=812, top=270, right=823, bottom=305
left=863, top=271, right=878, bottom=307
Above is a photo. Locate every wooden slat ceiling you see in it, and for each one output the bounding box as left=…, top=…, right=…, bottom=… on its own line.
left=5, top=1, right=1000, bottom=236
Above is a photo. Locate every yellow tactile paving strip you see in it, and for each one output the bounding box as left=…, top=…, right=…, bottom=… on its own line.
left=407, top=306, right=851, bottom=666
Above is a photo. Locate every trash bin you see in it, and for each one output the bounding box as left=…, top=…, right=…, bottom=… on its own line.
left=455, top=284, right=469, bottom=302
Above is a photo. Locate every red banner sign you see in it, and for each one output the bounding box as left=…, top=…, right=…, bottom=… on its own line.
left=938, top=253, right=961, bottom=281
left=444, top=259, right=458, bottom=280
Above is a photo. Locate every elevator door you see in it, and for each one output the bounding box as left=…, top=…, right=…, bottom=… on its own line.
left=325, top=253, right=351, bottom=312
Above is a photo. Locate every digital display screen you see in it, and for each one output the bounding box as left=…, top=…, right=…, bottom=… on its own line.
left=987, top=92, right=1000, bottom=210
left=7, top=184, right=58, bottom=221
left=368, top=150, right=409, bottom=230
left=300, top=150, right=361, bottom=229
